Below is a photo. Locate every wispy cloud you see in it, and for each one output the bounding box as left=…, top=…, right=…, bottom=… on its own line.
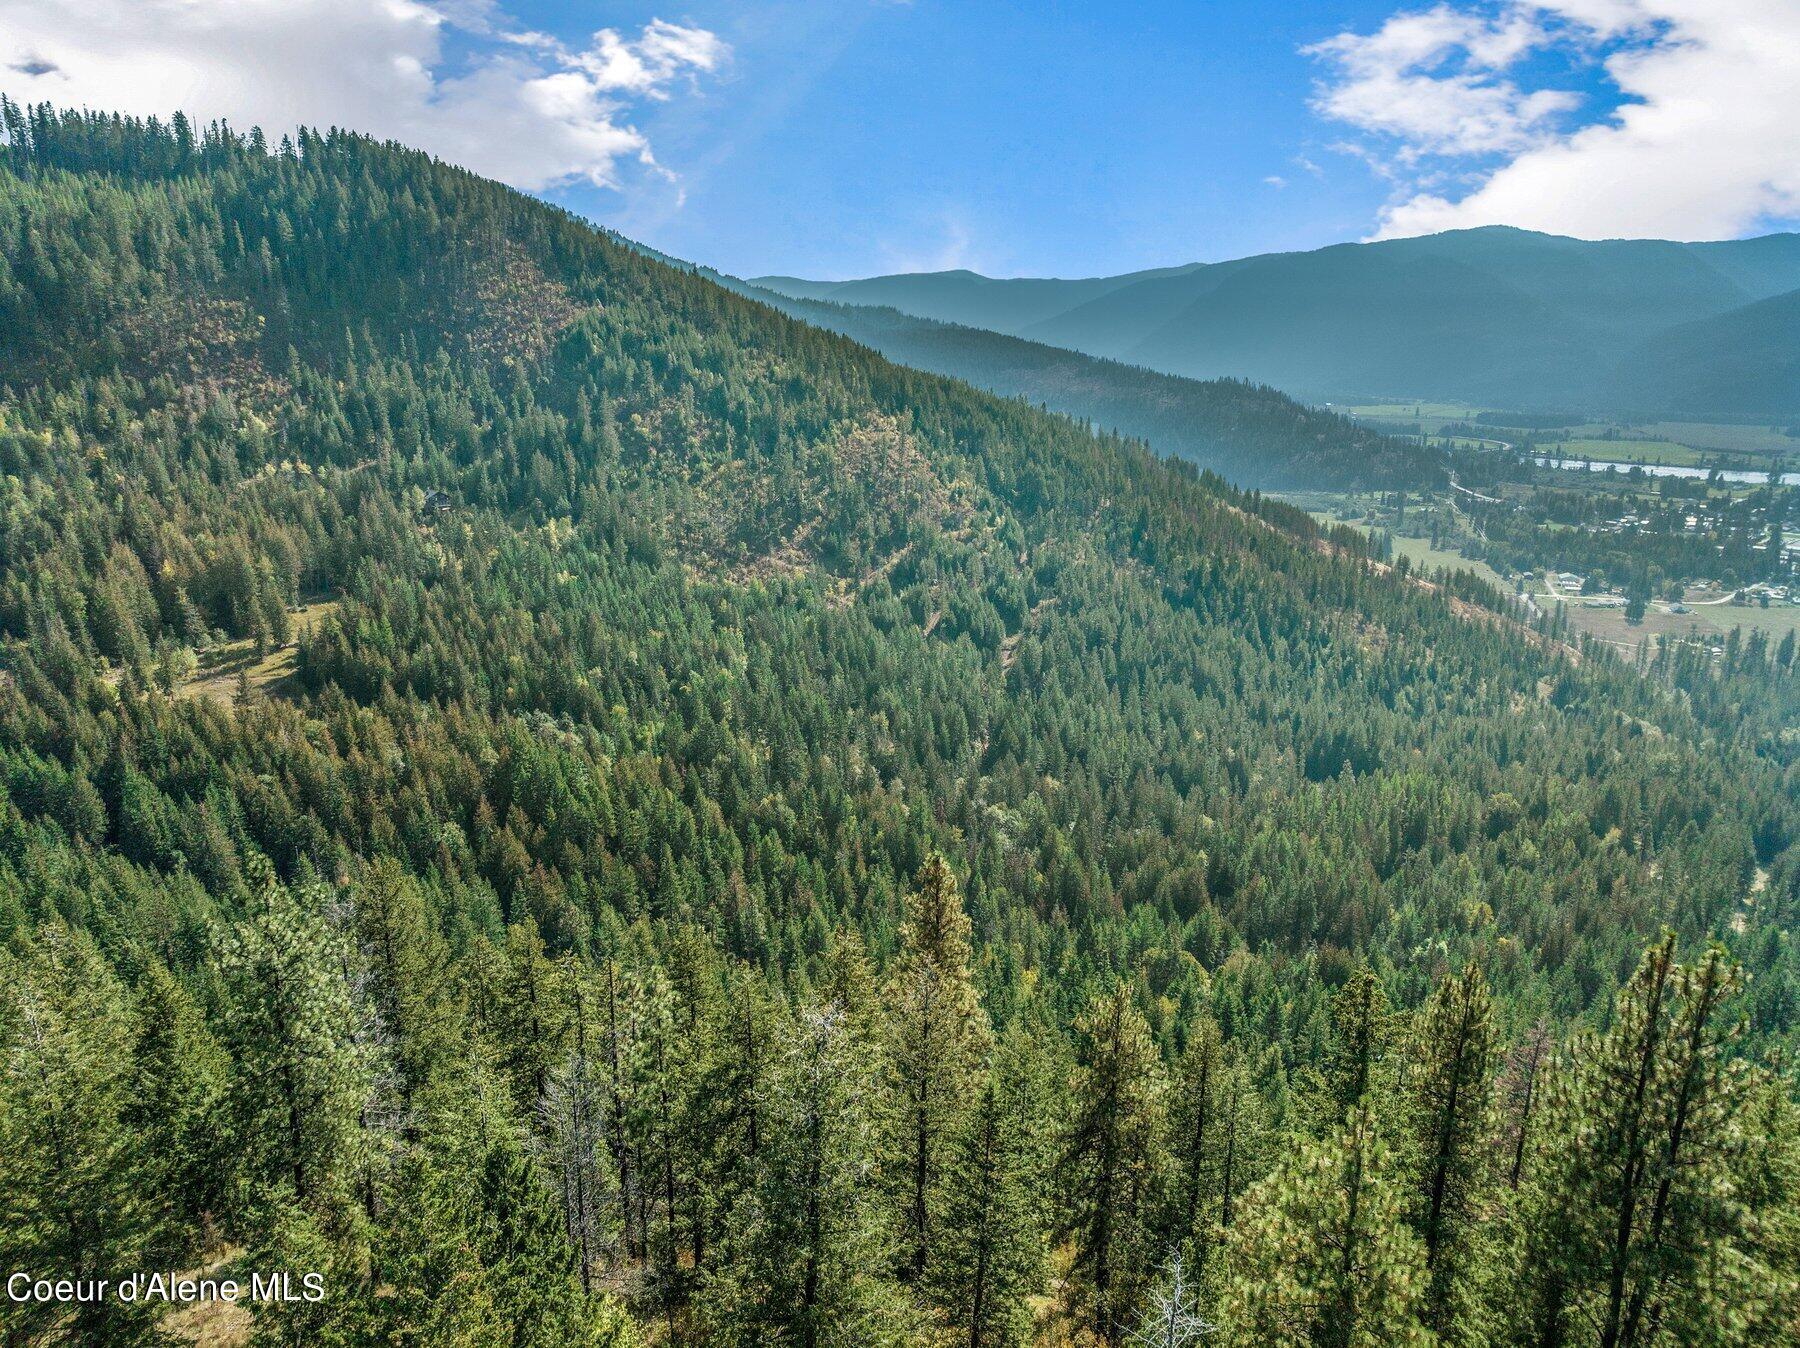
left=879, top=209, right=980, bottom=275
left=0, top=0, right=727, bottom=194
left=1307, top=1, right=1800, bottom=241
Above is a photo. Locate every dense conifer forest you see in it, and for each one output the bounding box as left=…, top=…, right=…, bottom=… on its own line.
left=0, top=106, right=1797, bottom=1345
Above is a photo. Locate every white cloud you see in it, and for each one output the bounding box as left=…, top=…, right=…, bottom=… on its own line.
left=0, top=0, right=726, bottom=193
left=1307, top=1, right=1800, bottom=241
left=1305, top=5, right=1572, bottom=159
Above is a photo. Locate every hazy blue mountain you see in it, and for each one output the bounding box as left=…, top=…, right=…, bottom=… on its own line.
left=756, top=227, right=1800, bottom=413
left=1122, top=241, right=1586, bottom=404
left=734, top=282, right=1441, bottom=489
left=1020, top=259, right=1257, bottom=359
left=1684, top=233, right=1800, bottom=298
left=752, top=262, right=1204, bottom=336
left=1612, top=288, right=1800, bottom=417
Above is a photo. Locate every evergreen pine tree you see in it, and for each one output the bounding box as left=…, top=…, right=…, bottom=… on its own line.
left=1058, top=983, right=1166, bottom=1341
left=1219, top=1106, right=1431, bottom=1347
left=659, top=924, right=725, bottom=1268
left=1162, top=1013, right=1224, bottom=1261
left=1213, top=1043, right=1272, bottom=1239
left=489, top=918, right=568, bottom=1116
left=818, top=924, right=884, bottom=1054
left=352, top=857, right=457, bottom=1110
left=1406, top=961, right=1498, bottom=1345
left=376, top=1059, right=643, bottom=1348
left=1614, top=945, right=1744, bottom=1347
left=540, top=974, right=617, bottom=1297
left=1512, top=936, right=1752, bottom=1348
left=927, top=1062, right=1045, bottom=1348
left=1319, top=965, right=1393, bottom=1127
left=886, top=853, right=990, bottom=1280
left=124, top=960, right=232, bottom=1263
left=1731, top=1063, right=1800, bottom=1343
left=1500, top=1018, right=1552, bottom=1193
left=704, top=962, right=786, bottom=1229
left=701, top=1001, right=913, bottom=1348
left=217, top=855, right=369, bottom=1208
left=0, top=927, right=161, bottom=1345
left=576, top=955, right=644, bottom=1265
left=627, top=962, right=703, bottom=1326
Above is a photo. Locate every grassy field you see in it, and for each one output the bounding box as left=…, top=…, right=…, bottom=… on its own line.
left=1522, top=574, right=1700, bottom=653
left=1596, top=604, right=1796, bottom=657
left=1294, top=495, right=1512, bottom=592
left=1333, top=401, right=1795, bottom=469
left=1644, top=421, right=1799, bottom=456
left=1526, top=573, right=1800, bottom=652
left=179, top=598, right=338, bottom=703
left=1538, top=438, right=1707, bottom=467
left=1290, top=487, right=1800, bottom=651
left=1287, top=491, right=1380, bottom=520
left=1697, top=602, right=1800, bottom=641
left=1328, top=401, right=1490, bottom=438
left=1331, top=401, right=1486, bottom=421
left=1387, top=533, right=1510, bottom=589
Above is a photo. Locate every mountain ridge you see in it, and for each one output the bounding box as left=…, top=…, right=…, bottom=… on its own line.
left=755, top=226, right=1800, bottom=413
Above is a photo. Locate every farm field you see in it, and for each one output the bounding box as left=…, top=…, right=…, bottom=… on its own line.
left=1701, top=602, right=1800, bottom=641
left=1327, top=401, right=1487, bottom=437
left=1526, top=574, right=1800, bottom=652
left=1330, top=401, right=1486, bottom=421
left=1522, top=574, right=1701, bottom=653
left=1332, top=401, right=1796, bottom=474
left=1537, top=438, right=1707, bottom=467
left=1295, top=482, right=1799, bottom=658
left=1644, top=421, right=1800, bottom=455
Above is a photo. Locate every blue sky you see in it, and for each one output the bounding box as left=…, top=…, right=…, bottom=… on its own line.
left=496, top=0, right=1477, bottom=278
left=492, top=0, right=1784, bottom=279
left=534, top=0, right=1429, bottom=279
left=6, top=1, right=1798, bottom=280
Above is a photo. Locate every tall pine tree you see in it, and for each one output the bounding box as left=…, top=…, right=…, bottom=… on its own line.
left=702, top=1000, right=913, bottom=1348
left=1220, top=1106, right=1431, bottom=1347
left=1406, top=960, right=1498, bottom=1345
left=885, top=853, right=990, bottom=1281
left=1058, top=983, right=1166, bottom=1342
left=927, top=1047, right=1046, bottom=1348
left=217, top=856, right=368, bottom=1209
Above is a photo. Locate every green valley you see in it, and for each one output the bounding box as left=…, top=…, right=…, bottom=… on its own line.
left=0, top=106, right=1797, bottom=1348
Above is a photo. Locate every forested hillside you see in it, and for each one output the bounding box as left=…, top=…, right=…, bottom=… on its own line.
left=1, top=105, right=1798, bottom=1346
left=1611, top=287, right=1800, bottom=417
left=729, top=283, right=1441, bottom=489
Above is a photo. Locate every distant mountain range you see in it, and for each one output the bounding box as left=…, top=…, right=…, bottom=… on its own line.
left=756, top=227, right=1800, bottom=418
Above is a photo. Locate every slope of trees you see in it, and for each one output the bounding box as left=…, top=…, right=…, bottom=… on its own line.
left=0, top=105, right=1797, bottom=1344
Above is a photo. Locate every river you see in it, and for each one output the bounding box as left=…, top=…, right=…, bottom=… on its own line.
left=1529, top=455, right=1793, bottom=485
